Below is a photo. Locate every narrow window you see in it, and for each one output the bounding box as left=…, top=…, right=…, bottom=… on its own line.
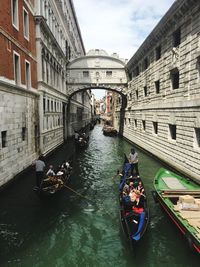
left=155, top=45, right=161, bottom=60
left=171, top=69, right=179, bottom=89
left=23, top=8, right=29, bottom=40
left=13, top=52, right=20, bottom=85
left=169, top=124, right=176, bottom=140
left=144, top=86, right=147, bottom=97
left=25, top=60, right=31, bottom=89
left=153, top=122, right=158, bottom=135
left=194, top=128, right=200, bottom=148
left=1, top=131, right=7, bottom=148
left=12, top=0, right=19, bottom=29
left=128, top=118, right=131, bottom=125
left=22, top=127, right=26, bottom=141
left=43, top=98, right=46, bottom=112
left=106, top=71, right=112, bottom=77
left=134, top=119, right=137, bottom=129
left=47, top=99, right=50, bottom=111
left=144, top=57, right=149, bottom=70
left=142, top=120, right=146, bottom=131
left=173, top=28, right=181, bottom=47
left=135, top=66, right=139, bottom=76
left=83, top=71, right=89, bottom=77
left=136, top=90, right=139, bottom=100
left=155, top=80, right=160, bottom=94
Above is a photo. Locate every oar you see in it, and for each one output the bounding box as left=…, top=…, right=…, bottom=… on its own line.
left=112, top=170, right=121, bottom=180
left=63, top=184, right=95, bottom=204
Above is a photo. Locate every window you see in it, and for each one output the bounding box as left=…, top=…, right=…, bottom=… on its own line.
left=153, top=122, right=158, bottom=135
left=13, top=51, right=21, bottom=85
left=155, top=80, right=160, bottom=94
left=144, top=86, right=147, bottom=97
left=171, top=69, right=179, bottom=89
left=142, top=120, right=146, bottom=131
left=144, top=57, right=149, bottom=70
left=25, top=60, right=31, bottom=89
left=173, top=28, right=181, bottom=47
left=12, top=0, right=19, bottom=29
left=22, top=127, right=26, bottom=141
left=47, top=99, right=50, bottom=111
left=194, top=128, right=200, bottom=148
left=128, top=118, right=131, bottom=125
left=135, top=90, right=139, bottom=100
left=83, top=71, right=89, bottom=77
left=43, top=98, right=46, bottom=112
left=155, top=46, right=161, bottom=60
left=169, top=124, right=176, bottom=140
left=106, top=71, right=112, bottom=77
left=134, top=119, right=137, bottom=129
left=23, top=8, right=29, bottom=40
left=1, top=131, right=7, bottom=148
left=135, top=66, right=139, bottom=76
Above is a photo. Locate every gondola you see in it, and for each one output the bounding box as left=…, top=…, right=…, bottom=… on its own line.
left=153, top=168, right=200, bottom=254
left=34, top=168, right=72, bottom=197
left=102, top=125, right=117, bottom=136
left=119, top=156, right=149, bottom=247
left=75, top=135, right=89, bottom=148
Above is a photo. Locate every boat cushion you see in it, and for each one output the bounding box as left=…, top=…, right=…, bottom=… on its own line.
left=162, top=176, right=186, bottom=189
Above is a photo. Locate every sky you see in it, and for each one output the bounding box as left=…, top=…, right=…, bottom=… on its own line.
left=73, top=0, right=175, bottom=99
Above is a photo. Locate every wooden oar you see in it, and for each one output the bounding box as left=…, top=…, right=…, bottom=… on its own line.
left=63, top=184, right=95, bottom=204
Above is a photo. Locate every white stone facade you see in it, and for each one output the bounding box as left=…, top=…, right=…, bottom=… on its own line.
left=114, top=0, right=200, bottom=182
left=34, top=0, right=89, bottom=154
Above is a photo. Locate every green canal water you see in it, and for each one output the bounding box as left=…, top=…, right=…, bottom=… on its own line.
left=0, top=125, right=199, bottom=267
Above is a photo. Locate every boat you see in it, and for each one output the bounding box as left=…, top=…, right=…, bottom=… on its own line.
left=35, top=167, right=72, bottom=197
left=75, top=134, right=89, bottom=148
left=153, top=168, right=200, bottom=254
left=119, top=156, right=149, bottom=246
left=102, top=125, right=117, bottom=136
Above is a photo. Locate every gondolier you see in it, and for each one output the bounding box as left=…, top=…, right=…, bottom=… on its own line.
left=128, top=148, right=139, bottom=176
left=34, top=155, right=46, bottom=188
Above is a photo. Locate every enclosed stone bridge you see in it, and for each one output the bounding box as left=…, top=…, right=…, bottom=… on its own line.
left=66, top=49, right=128, bottom=99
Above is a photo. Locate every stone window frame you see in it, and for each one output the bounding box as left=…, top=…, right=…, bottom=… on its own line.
left=169, top=124, right=176, bottom=141
left=11, top=0, right=19, bottom=30
left=194, top=127, right=200, bottom=150
left=135, top=89, right=139, bottom=100
left=1, top=131, right=7, bottom=148
left=155, top=80, right=160, bottom=94
left=152, top=121, right=158, bottom=135
left=83, top=71, right=89, bottom=78
left=170, top=68, right=179, bottom=90
left=25, top=59, right=31, bottom=89
left=143, top=86, right=147, bottom=97
left=23, top=7, right=29, bottom=41
left=22, top=127, right=26, bottom=141
left=142, top=120, right=146, bottom=132
left=13, top=50, right=21, bottom=85
left=172, top=28, right=181, bottom=48
left=106, top=71, right=112, bottom=78
left=134, top=119, right=137, bottom=129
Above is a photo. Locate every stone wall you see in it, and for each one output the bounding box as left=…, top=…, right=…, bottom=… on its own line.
left=114, top=0, right=200, bottom=182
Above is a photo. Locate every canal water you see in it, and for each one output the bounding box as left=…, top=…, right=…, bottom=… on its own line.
left=0, top=125, right=199, bottom=267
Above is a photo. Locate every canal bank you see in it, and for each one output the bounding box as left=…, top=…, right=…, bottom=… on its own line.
left=0, top=125, right=199, bottom=267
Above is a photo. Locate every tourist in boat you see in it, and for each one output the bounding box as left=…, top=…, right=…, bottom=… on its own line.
left=136, top=181, right=145, bottom=196
left=131, top=190, right=145, bottom=214
left=128, top=148, right=139, bottom=176
left=33, top=155, right=46, bottom=188
left=46, top=165, right=55, bottom=177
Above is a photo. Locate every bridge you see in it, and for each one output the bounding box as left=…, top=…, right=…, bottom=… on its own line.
left=66, top=49, right=128, bottom=98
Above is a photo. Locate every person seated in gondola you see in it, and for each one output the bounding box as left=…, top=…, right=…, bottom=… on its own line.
left=131, top=190, right=145, bottom=214
left=136, top=181, right=145, bottom=196
left=46, top=165, right=55, bottom=177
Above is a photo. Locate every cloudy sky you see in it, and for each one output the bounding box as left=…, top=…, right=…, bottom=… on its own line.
left=72, top=0, right=175, bottom=99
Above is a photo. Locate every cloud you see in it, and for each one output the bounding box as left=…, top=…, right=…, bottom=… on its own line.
left=73, top=0, right=175, bottom=60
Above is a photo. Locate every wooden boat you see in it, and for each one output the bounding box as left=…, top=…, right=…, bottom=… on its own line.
left=102, top=125, right=117, bottom=136
left=119, top=157, right=149, bottom=246
left=75, top=134, right=89, bottom=148
left=153, top=168, right=200, bottom=254
left=35, top=169, right=72, bottom=197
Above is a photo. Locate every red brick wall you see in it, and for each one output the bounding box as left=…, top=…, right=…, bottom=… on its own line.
left=0, top=0, right=37, bottom=89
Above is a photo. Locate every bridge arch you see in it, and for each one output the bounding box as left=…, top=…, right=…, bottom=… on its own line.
left=66, top=49, right=128, bottom=97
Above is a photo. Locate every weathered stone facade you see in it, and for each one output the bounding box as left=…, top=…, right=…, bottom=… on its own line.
left=114, top=0, right=200, bottom=182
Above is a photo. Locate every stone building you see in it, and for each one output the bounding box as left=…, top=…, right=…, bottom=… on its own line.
left=114, top=0, right=200, bottom=181
left=34, top=0, right=90, bottom=155
left=0, top=0, right=38, bottom=186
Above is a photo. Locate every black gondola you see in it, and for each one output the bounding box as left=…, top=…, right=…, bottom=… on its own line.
left=75, top=134, right=89, bottom=148
left=119, top=156, right=149, bottom=247
left=34, top=167, right=72, bottom=197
